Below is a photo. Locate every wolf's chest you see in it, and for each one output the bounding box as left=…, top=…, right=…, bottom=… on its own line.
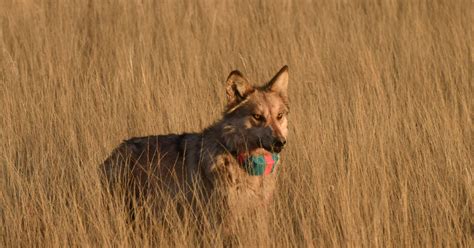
left=224, top=168, right=277, bottom=211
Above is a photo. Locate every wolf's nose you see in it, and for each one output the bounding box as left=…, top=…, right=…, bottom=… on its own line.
left=273, top=138, right=287, bottom=149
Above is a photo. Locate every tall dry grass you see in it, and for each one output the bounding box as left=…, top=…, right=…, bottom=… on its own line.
left=0, top=0, right=472, bottom=246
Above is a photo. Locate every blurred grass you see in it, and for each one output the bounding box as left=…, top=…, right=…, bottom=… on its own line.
left=0, top=0, right=472, bottom=247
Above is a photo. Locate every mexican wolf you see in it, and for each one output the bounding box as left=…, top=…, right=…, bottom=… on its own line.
left=101, top=65, right=289, bottom=234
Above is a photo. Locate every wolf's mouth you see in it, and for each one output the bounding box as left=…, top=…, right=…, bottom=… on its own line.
left=272, top=146, right=283, bottom=153
left=261, top=144, right=284, bottom=153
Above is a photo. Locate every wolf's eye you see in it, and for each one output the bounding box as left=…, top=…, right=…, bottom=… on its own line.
left=277, top=113, right=284, bottom=120
left=252, top=114, right=263, bottom=121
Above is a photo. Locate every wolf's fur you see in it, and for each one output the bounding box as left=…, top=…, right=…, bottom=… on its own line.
left=101, top=66, right=289, bottom=234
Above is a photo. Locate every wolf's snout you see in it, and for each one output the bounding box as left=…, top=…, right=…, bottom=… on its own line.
left=272, top=137, right=287, bottom=152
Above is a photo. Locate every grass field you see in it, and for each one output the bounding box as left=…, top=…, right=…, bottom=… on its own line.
left=1, top=0, right=472, bottom=247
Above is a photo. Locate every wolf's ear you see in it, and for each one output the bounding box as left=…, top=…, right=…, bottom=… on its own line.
left=266, top=65, right=288, bottom=99
left=226, top=70, right=254, bottom=107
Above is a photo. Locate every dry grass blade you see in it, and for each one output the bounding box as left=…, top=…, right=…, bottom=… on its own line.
left=0, top=0, right=472, bottom=247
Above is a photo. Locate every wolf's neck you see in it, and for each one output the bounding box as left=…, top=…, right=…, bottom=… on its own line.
left=201, top=119, right=242, bottom=156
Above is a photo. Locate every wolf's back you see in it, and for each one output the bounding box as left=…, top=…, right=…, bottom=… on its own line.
left=99, top=134, right=198, bottom=194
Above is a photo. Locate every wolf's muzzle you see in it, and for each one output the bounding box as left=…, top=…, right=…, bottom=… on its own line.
left=272, top=137, right=287, bottom=153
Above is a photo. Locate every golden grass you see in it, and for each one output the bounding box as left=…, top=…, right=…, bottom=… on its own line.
left=1, top=0, right=472, bottom=246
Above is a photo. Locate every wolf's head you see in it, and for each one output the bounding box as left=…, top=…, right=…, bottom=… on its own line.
left=220, top=66, right=289, bottom=154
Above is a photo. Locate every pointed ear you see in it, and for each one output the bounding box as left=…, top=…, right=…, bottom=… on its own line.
left=225, top=70, right=254, bottom=107
left=265, top=65, right=288, bottom=98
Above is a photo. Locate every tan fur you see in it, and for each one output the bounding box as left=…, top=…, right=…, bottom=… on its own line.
left=101, top=66, right=289, bottom=235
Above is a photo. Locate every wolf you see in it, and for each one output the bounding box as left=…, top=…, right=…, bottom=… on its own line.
left=100, top=65, right=289, bottom=235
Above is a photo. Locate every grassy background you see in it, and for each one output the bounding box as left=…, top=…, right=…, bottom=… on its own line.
left=1, top=0, right=472, bottom=246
